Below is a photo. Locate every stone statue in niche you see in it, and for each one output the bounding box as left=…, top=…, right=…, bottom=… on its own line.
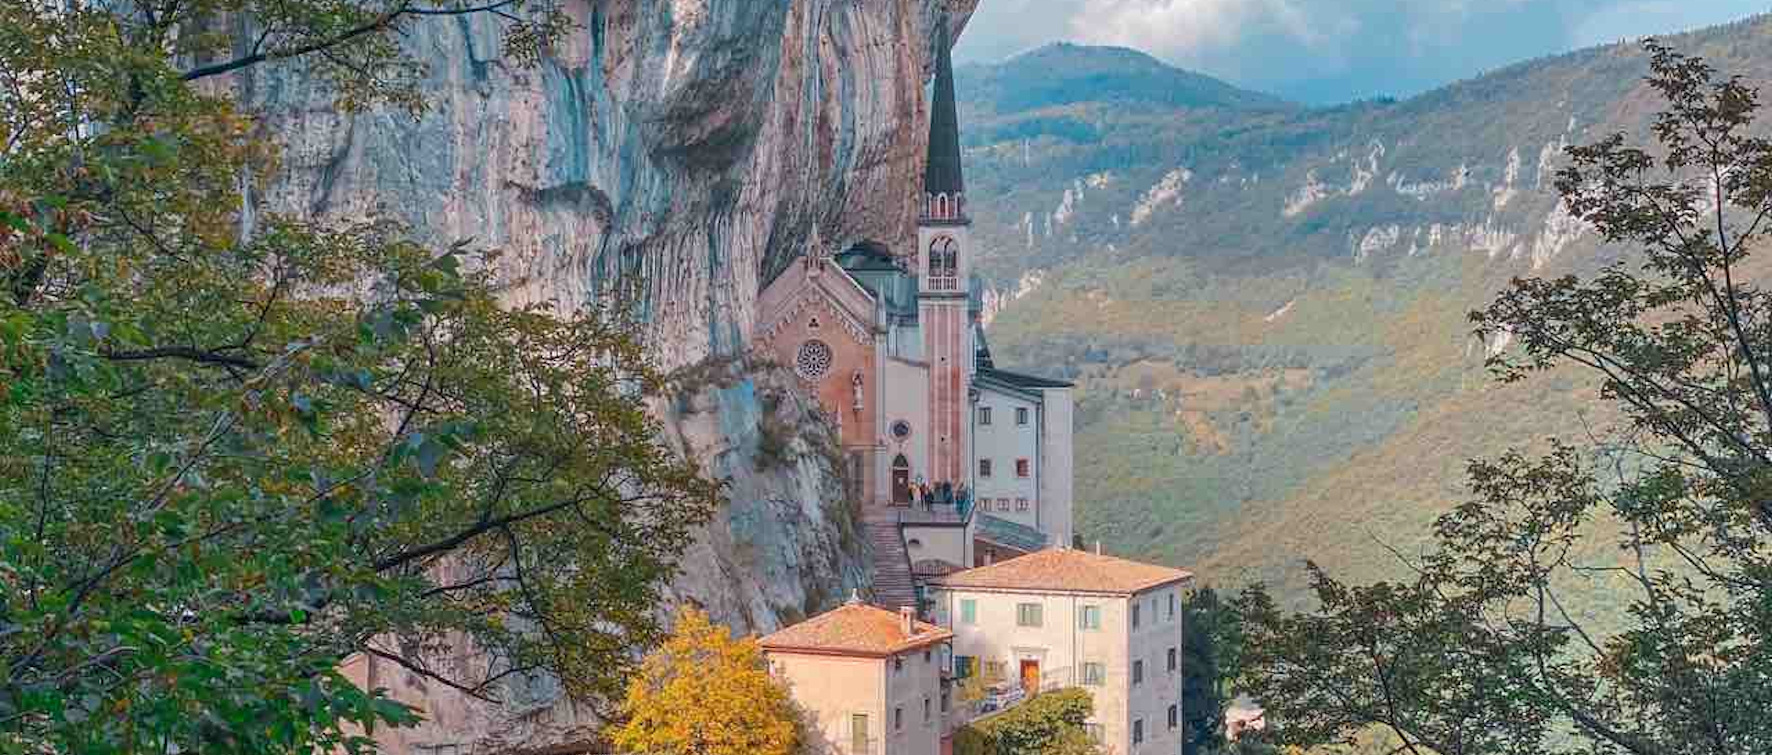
left=851, top=371, right=865, bottom=414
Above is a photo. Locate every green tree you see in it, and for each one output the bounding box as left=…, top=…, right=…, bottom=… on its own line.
left=0, top=2, right=717, bottom=754
left=1237, top=41, right=1772, bottom=755
left=952, top=688, right=1104, bottom=755
left=1181, top=587, right=1239, bottom=755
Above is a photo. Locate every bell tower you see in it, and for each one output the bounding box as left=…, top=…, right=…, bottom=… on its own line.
left=918, top=17, right=974, bottom=487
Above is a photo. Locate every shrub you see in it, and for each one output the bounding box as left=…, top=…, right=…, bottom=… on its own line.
left=952, top=688, right=1103, bottom=755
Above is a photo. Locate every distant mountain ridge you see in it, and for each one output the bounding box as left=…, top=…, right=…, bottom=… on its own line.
left=964, top=14, right=1772, bottom=604
left=959, top=43, right=1292, bottom=117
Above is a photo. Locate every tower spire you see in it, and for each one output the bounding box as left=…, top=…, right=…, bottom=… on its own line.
left=923, top=17, right=964, bottom=197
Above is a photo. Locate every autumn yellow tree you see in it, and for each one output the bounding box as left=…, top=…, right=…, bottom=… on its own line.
left=614, top=607, right=801, bottom=755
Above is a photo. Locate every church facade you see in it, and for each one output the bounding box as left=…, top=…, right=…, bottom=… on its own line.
left=751, top=21, right=1073, bottom=585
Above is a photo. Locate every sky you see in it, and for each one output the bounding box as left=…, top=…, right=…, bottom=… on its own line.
left=955, top=0, right=1771, bottom=104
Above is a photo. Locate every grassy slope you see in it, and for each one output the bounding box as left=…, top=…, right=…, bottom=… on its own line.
left=968, top=16, right=1772, bottom=606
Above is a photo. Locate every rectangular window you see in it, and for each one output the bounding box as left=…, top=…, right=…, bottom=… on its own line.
left=941, top=688, right=951, bottom=713
left=960, top=599, right=977, bottom=625
left=895, top=706, right=903, bottom=731
left=1134, top=719, right=1145, bottom=744
left=1132, top=602, right=1141, bottom=629
left=924, top=650, right=932, bottom=664
left=923, top=697, right=931, bottom=722
left=1082, top=662, right=1106, bottom=686
left=1168, top=647, right=1178, bottom=673
left=979, top=406, right=992, bottom=425
left=1169, top=704, right=1179, bottom=729
left=979, top=459, right=992, bottom=478
left=985, top=660, right=1007, bottom=680
left=1133, top=659, right=1144, bottom=685
left=1015, top=459, right=1030, bottom=478
left=1085, top=724, right=1104, bottom=743
left=894, top=656, right=904, bottom=673
left=1077, top=605, right=1101, bottom=630
left=1016, top=602, right=1043, bottom=627
left=954, top=655, right=973, bottom=678
left=851, top=714, right=869, bottom=752
left=1015, top=497, right=1030, bottom=512
left=1016, top=407, right=1030, bottom=426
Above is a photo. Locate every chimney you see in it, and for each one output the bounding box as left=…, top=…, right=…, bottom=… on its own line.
left=900, top=606, right=916, bottom=636
left=1094, top=540, right=1102, bottom=556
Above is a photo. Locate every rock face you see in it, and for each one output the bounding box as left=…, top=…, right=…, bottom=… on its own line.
left=246, top=0, right=977, bottom=749
left=253, top=0, right=974, bottom=367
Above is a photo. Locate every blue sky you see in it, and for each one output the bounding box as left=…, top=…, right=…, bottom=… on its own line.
left=956, top=0, right=1771, bottom=104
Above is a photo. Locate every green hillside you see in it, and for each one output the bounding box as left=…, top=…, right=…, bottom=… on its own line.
left=963, top=15, right=1772, bottom=604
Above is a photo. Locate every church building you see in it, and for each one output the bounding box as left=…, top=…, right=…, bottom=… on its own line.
left=751, top=20, right=1074, bottom=605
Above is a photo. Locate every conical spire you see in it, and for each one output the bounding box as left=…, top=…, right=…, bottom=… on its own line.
left=923, top=17, right=964, bottom=196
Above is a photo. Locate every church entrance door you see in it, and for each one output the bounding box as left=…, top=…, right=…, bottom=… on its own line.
left=891, top=455, right=911, bottom=504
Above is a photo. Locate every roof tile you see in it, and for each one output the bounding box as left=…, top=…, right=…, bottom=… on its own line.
left=760, top=601, right=953, bottom=657
left=932, top=549, right=1192, bottom=595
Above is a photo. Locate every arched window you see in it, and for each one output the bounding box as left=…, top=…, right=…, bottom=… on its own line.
left=935, top=193, right=949, bottom=219
left=891, top=454, right=912, bottom=505
left=929, top=236, right=959, bottom=291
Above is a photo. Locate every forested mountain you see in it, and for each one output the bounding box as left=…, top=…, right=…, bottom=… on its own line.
left=964, top=15, right=1772, bottom=602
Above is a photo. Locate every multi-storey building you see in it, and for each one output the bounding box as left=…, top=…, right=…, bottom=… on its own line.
left=928, top=548, right=1193, bottom=755
left=760, top=597, right=954, bottom=755
left=749, top=18, right=1074, bottom=606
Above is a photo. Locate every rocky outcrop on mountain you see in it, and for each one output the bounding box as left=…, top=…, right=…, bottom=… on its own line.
left=243, top=0, right=976, bottom=750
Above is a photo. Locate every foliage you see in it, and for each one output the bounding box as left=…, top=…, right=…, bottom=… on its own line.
left=1181, top=587, right=1241, bottom=755
left=0, top=2, right=718, bottom=753
left=970, top=18, right=1772, bottom=612
left=1236, top=41, right=1772, bottom=755
left=612, top=607, right=800, bottom=755
left=951, top=688, right=1103, bottom=755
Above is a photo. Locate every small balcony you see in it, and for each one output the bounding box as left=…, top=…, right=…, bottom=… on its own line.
left=945, top=666, right=1076, bottom=731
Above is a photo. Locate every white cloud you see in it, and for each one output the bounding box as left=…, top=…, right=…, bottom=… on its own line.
left=1066, top=0, right=1341, bottom=74
left=955, top=0, right=1767, bottom=104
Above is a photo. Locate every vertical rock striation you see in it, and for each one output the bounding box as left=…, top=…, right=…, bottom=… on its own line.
left=246, top=0, right=977, bottom=749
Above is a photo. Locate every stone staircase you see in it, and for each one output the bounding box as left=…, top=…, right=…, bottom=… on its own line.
left=865, top=513, right=918, bottom=612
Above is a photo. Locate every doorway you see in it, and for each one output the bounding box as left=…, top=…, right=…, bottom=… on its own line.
left=1019, top=659, right=1041, bottom=694
left=892, top=455, right=911, bottom=504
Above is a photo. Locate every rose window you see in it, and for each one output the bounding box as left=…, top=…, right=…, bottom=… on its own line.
left=795, top=339, right=834, bottom=381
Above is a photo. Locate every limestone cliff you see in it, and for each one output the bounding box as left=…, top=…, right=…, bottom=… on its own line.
left=245, top=0, right=977, bottom=750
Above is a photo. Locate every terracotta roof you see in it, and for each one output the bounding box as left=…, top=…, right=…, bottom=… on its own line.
left=931, top=549, right=1193, bottom=596
left=760, top=600, right=953, bottom=658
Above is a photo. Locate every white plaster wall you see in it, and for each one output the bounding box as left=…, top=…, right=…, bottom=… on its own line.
left=884, top=645, right=946, bottom=755
left=902, top=524, right=969, bottom=570
left=883, top=357, right=932, bottom=486
left=933, top=588, right=1135, bottom=754
left=973, top=386, right=1041, bottom=528
left=770, top=652, right=887, bottom=755
left=1125, top=584, right=1186, bottom=755
left=1037, top=388, right=1075, bottom=547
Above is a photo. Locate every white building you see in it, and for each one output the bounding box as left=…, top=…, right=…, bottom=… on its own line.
left=971, top=360, right=1074, bottom=558
left=928, top=549, right=1193, bottom=755
left=761, top=597, right=955, bottom=755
